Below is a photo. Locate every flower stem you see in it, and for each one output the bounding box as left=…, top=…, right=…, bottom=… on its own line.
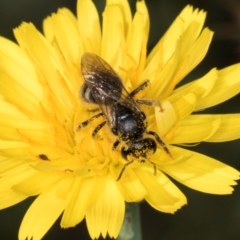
left=117, top=203, right=142, bottom=240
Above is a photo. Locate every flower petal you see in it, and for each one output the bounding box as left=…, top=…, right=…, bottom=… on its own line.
left=0, top=165, right=35, bottom=189
left=101, top=4, right=125, bottom=69
left=0, top=99, right=52, bottom=145
left=117, top=174, right=147, bottom=202
left=135, top=169, right=187, bottom=213
left=61, top=176, right=105, bottom=228
left=61, top=177, right=85, bottom=228
left=0, top=36, right=42, bottom=101
left=0, top=157, right=32, bottom=176
left=123, top=1, right=148, bottom=86
left=44, top=8, right=83, bottom=65
left=13, top=172, right=62, bottom=196
left=168, top=114, right=240, bottom=143
left=19, top=180, right=66, bottom=240
left=160, top=146, right=240, bottom=194
left=0, top=190, right=28, bottom=209
left=77, top=0, right=101, bottom=53
left=136, top=0, right=149, bottom=36
left=0, top=140, right=30, bottom=149
left=86, top=177, right=125, bottom=239
left=168, top=68, right=218, bottom=105
left=171, top=93, right=197, bottom=120
left=179, top=27, right=213, bottom=81
left=14, top=23, right=77, bottom=115
left=169, top=115, right=221, bottom=144
left=0, top=37, right=47, bottom=118
left=195, top=64, right=240, bottom=110
left=155, top=101, right=177, bottom=137
left=0, top=164, right=34, bottom=209
left=147, top=44, right=180, bottom=98
left=202, top=114, right=240, bottom=142
left=152, top=28, right=213, bottom=99
left=108, top=0, right=132, bottom=36
left=147, top=5, right=206, bottom=67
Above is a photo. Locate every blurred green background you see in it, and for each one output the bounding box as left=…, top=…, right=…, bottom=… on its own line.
left=0, top=0, right=240, bottom=239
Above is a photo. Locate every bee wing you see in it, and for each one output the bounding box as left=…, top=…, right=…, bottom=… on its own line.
left=81, top=53, right=123, bottom=103
left=81, top=53, right=141, bottom=126
left=81, top=52, right=113, bottom=74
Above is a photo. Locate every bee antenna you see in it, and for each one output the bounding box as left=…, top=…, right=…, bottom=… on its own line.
left=117, top=159, right=134, bottom=181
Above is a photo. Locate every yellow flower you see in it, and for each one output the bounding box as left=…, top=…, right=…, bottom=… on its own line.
left=0, top=0, right=240, bottom=239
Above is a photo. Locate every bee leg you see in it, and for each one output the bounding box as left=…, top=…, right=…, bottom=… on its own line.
left=136, top=99, right=164, bottom=111
left=88, top=108, right=101, bottom=112
left=130, top=80, right=150, bottom=97
left=136, top=99, right=160, bottom=107
left=149, top=161, right=157, bottom=175
left=116, top=159, right=134, bottom=181
left=147, top=131, right=172, bottom=158
left=92, top=121, right=107, bottom=138
left=75, top=112, right=104, bottom=131
left=112, top=140, right=120, bottom=150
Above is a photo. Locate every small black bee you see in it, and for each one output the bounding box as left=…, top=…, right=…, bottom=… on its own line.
left=77, top=52, right=171, bottom=180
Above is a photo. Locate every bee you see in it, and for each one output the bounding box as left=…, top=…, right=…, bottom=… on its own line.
left=77, top=52, right=171, bottom=180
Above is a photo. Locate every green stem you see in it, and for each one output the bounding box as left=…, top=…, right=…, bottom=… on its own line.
left=117, top=203, right=142, bottom=240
